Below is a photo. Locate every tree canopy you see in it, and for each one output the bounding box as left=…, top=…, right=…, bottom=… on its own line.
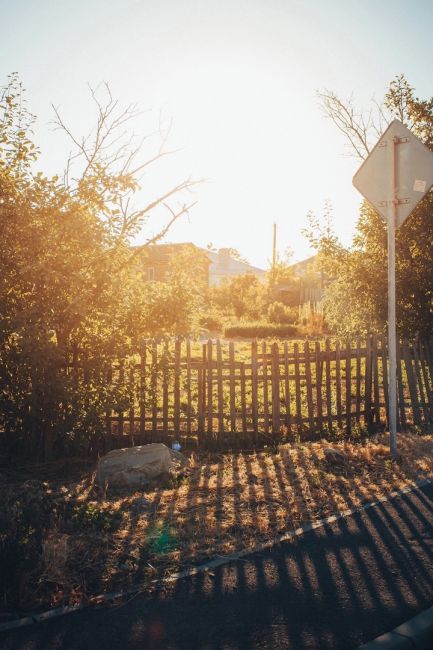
left=308, top=75, right=433, bottom=337
left=0, top=73, right=202, bottom=457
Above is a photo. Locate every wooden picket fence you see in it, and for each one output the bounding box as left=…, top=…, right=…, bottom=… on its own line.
left=71, top=335, right=433, bottom=450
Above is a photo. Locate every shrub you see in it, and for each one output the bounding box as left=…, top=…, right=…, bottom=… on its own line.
left=267, top=301, right=297, bottom=324
left=224, top=322, right=298, bottom=339
left=199, top=312, right=224, bottom=333
left=0, top=482, right=56, bottom=607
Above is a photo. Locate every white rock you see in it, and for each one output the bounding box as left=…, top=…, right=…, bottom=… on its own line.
left=96, top=443, right=188, bottom=489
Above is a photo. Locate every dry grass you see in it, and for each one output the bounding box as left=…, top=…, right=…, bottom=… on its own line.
left=4, top=432, right=433, bottom=612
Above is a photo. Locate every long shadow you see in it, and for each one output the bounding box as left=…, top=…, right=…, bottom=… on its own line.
left=6, top=481, right=433, bottom=650
left=5, top=456, right=433, bottom=650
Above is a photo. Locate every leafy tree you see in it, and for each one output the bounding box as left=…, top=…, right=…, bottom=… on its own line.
left=210, top=273, right=266, bottom=320
left=310, top=76, right=433, bottom=337
left=0, top=73, right=202, bottom=458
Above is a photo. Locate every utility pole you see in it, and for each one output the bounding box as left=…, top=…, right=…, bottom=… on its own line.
left=272, top=222, right=277, bottom=286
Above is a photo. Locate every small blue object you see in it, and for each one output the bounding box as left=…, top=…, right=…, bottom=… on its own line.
left=172, top=441, right=181, bottom=452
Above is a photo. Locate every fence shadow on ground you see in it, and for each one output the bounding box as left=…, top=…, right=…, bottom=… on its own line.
left=4, top=478, right=433, bottom=649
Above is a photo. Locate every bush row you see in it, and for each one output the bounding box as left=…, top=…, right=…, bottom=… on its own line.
left=224, top=323, right=298, bottom=339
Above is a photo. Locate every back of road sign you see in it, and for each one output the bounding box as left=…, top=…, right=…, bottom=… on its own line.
left=353, top=119, right=433, bottom=228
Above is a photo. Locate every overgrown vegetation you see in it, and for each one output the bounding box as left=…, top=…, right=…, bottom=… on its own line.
left=2, top=432, right=433, bottom=615
left=308, top=75, right=433, bottom=337
left=0, top=74, right=204, bottom=459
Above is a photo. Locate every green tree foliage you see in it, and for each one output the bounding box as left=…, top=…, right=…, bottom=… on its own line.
left=209, top=273, right=266, bottom=320
left=311, top=76, right=433, bottom=337
left=0, top=74, right=201, bottom=458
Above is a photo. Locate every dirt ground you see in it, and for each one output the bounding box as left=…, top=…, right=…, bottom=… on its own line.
left=2, top=432, right=433, bottom=616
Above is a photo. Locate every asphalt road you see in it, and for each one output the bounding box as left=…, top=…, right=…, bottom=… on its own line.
left=3, top=482, right=433, bottom=650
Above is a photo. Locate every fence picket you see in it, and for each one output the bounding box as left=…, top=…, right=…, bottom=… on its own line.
left=129, top=365, right=135, bottom=445
left=271, top=342, right=281, bottom=435
left=186, top=339, right=192, bottom=436
left=197, top=343, right=205, bottom=445
left=396, top=340, right=406, bottom=431
left=380, top=335, right=389, bottom=427
left=419, top=339, right=433, bottom=425
left=325, top=338, right=332, bottom=432
left=345, top=338, right=351, bottom=433
left=315, top=341, right=323, bottom=434
left=403, top=341, right=421, bottom=427
left=355, top=337, right=362, bottom=423
left=372, top=335, right=380, bottom=426
left=335, top=340, right=342, bottom=429
left=162, top=341, right=169, bottom=435
left=294, top=342, right=302, bottom=433
left=251, top=340, right=259, bottom=441
left=413, top=339, right=429, bottom=428
left=263, top=342, right=270, bottom=434
left=118, top=359, right=125, bottom=437
left=216, top=339, right=224, bottom=437
left=151, top=341, right=158, bottom=439
left=365, top=336, right=373, bottom=431
left=207, top=340, right=213, bottom=438
left=284, top=342, right=292, bottom=435
left=304, top=341, right=314, bottom=432
left=139, top=343, right=146, bottom=437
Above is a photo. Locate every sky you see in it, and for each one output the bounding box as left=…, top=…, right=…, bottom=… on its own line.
left=2, top=0, right=433, bottom=268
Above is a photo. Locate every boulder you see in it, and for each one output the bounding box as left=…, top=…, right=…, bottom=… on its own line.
left=324, top=447, right=347, bottom=465
left=96, top=443, right=188, bottom=489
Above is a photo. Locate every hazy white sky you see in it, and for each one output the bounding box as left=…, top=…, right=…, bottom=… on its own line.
left=2, top=0, right=433, bottom=267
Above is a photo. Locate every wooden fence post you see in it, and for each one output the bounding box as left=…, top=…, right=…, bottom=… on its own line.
left=284, top=341, right=292, bottom=435
left=128, top=364, right=135, bottom=445
left=396, top=339, right=407, bottom=431
left=271, top=342, right=280, bottom=435
left=380, top=335, right=389, bottom=428
left=263, top=341, right=270, bottom=434
left=251, top=340, right=259, bottom=442
left=304, top=341, right=314, bottom=433
left=294, top=342, right=302, bottom=435
left=186, top=339, right=192, bottom=436
left=197, top=343, right=205, bottom=446
left=229, top=341, right=236, bottom=434
left=403, top=340, right=421, bottom=427
left=372, top=335, right=380, bottom=427
left=335, top=339, right=342, bottom=430
left=365, top=335, right=373, bottom=431
left=162, top=340, right=169, bottom=436
left=345, top=338, right=352, bottom=433
left=139, top=342, right=146, bottom=438
left=151, top=340, right=158, bottom=439
left=207, top=340, right=213, bottom=441
left=174, top=338, right=181, bottom=436
left=118, top=358, right=125, bottom=437
left=325, top=338, right=332, bottom=432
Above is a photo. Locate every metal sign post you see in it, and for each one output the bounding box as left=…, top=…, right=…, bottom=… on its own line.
left=388, top=136, right=398, bottom=459
left=353, top=119, right=433, bottom=459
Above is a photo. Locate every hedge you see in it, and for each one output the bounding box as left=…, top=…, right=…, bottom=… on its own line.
left=224, top=323, right=298, bottom=339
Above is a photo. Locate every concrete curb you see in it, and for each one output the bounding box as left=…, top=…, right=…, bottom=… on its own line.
left=359, top=603, right=433, bottom=649
left=1, top=475, right=433, bottom=635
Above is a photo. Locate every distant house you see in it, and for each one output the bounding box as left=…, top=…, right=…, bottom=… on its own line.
left=203, top=248, right=266, bottom=286
left=272, top=255, right=324, bottom=305
left=291, top=255, right=324, bottom=304
left=132, top=243, right=265, bottom=288
left=133, top=242, right=210, bottom=286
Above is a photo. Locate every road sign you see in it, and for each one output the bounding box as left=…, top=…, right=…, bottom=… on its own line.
left=353, top=119, right=433, bottom=227
left=353, top=119, right=433, bottom=459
